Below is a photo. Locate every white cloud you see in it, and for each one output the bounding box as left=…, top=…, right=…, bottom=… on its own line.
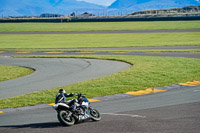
left=77, top=0, right=116, bottom=6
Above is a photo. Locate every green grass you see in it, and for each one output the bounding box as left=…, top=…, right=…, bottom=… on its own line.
left=0, top=65, right=34, bottom=81
left=0, top=20, right=200, bottom=109
left=0, top=21, right=200, bottom=32
left=1, top=48, right=200, bottom=53
left=0, top=33, right=200, bottom=49
left=0, top=55, right=200, bottom=109
left=98, top=49, right=200, bottom=53
left=51, top=49, right=200, bottom=53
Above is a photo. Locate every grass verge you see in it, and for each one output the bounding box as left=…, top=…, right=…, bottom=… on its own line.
left=0, top=65, right=34, bottom=82
left=0, top=55, right=200, bottom=109
left=0, top=33, right=200, bottom=49
left=0, top=21, right=200, bottom=32
left=1, top=49, right=200, bottom=53
left=106, top=49, right=200, bottom=53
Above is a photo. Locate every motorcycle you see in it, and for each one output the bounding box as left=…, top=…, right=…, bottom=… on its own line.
left=52, top=93, right=101, bottom=126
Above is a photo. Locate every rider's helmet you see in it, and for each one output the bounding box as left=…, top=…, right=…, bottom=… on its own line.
left=55, top=89, right=66, bottom=104
left=59, top=89, right=66, bottom=94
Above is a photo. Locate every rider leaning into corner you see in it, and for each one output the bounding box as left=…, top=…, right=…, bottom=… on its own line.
left=55, top=89, right=90, bottom=118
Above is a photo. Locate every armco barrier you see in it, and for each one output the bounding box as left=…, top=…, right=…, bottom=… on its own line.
left=71, top=16, right=200, bottom=22
left=0, top=16, right=200, bottom=23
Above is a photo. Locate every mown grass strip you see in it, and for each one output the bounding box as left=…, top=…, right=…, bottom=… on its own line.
left=0, top=21, right=200, bottom=32
left=0, top=55, right=200, bottom=109
left=110, top=49, right=200, bottom=53
left=1, top=48, right=200, bottom=53
left=0, top=65, right=34, bottom=82
left=1, top=49, right=200, bottom=54
left=0, top=33, right=200, bottom=49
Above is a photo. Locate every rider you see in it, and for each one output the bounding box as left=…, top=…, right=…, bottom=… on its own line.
left=55, top=89, right=90, bottom=118
left=55, top=89, right=78, bottom=111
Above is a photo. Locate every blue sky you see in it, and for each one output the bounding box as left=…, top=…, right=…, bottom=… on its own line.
left=77, top=0, right=116, bottom=6
left=78, top=0, right=200, bottom=6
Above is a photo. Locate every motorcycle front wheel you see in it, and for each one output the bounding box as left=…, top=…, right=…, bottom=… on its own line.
left=57, top=110, right=75, bottom=126
left=89, top=108, right=101, bottom=121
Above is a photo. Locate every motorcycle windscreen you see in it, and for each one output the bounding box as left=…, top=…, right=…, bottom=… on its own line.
left=82, top=97, right=90, bottom=107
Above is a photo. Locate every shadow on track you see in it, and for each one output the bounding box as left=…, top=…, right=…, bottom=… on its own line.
left=0, top=122, right=61, bottom=129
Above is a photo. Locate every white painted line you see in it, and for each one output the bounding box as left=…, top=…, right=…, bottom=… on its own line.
left=193, top=90, right=200, bottom=92
left=3, top=56, right=11, bottom=58
left=102, top=113, right=146, bottom=118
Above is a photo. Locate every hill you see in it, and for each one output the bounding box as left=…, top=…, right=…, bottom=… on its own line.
left=0, top=0, right=105, bottom=17
left=129, top=6, right=200, bottom=17
left=1, top=0, right=200, bottom=17
left=109, top=0, right=200, bottom=11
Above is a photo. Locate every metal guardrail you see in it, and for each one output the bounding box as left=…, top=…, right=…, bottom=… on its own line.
left=0, top=16, right=200, bottom=23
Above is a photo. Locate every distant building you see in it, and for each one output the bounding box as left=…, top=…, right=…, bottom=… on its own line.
left=79, top=12, right=95, bottom=17
left=70, top=12, right=76, bottom=17
left=130, top=6, right=200, bottom=16
left=40, top=13, right=64, bottom=17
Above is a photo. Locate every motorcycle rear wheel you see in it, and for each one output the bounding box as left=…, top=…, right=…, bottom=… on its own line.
left=57, top=110, right=75, bottom=126
left=89, top=108, right=101, bottom=121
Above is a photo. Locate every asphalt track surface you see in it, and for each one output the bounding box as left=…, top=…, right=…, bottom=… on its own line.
left=0, top=85, right=200, bottom=133
left=0, top=57, right=131, bottom=99
left=0, top=52, right=200, bottom=133
left=0, top=29, right=200, bottom=132
left=1, top=45, right=200, bottom=59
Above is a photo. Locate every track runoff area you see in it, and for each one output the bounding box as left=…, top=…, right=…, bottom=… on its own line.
left=0, top=28, right=200, bottom=132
